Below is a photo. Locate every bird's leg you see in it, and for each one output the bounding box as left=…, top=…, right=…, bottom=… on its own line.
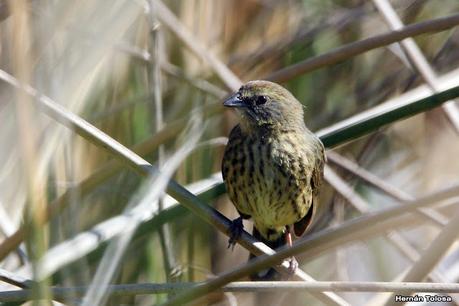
left=284, top=225, right=298, bottom=277
left=227, top=216, right=244, bottom=250
left=286, top=225, right=293, bottom=247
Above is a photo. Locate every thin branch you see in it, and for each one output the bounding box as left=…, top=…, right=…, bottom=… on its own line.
left=134, top=179, right=453, bottom=261
left=152, top=0, right=242, bottom=91
left=161, top=183, right=459, bottom=306
left=0, top=103, right=220, bottom=261
left=0, top=202, right=27, bottom=263
left=382, top=210, right=459, bottom=305
left=325, top=165, right=454, bottom=290
left=1, top=281, right=459, bottom=302
left=0, top=268, right=74, bottom=305
left=160, top=61, right=227, bottom=98
left=325, top=167, right=427, bottom=267
left=228, top=5, right=368, bottom=71
left=317, top=79, right=459, bottom=148
left=114, top=43, right=228, bottom=98
left=16, top=124, right=201, bottom=285
left=327, top=151, right=448, bottom=226
left=0, top=268, right=33, bottom=289
left=266, top=13, right=459, bottom=83
left=148, top=1, right=177, bottom=283
left=372, top=0, right=459, bottom=133
left=78, top=121, right=202, bottom=306
left=325, top=166, right=369, bottom=212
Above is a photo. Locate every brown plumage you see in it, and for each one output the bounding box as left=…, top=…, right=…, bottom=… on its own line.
left=222, top=80, right=325, bottom=280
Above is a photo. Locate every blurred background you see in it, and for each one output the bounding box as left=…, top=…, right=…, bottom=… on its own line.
left=1, top=0, right=459, bottom=305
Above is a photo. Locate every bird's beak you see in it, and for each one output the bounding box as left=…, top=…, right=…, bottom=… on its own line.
left=223, top=93, right=245, bottom=108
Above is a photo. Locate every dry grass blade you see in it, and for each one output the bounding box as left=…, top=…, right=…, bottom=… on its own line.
left=325, top=166, right=450, bottom=284
left=15, top=121, right=201, bottom=283
left=327, top=151, right=448, bottom=226
left=79, top=121, right=203, bottom=306
left=372, top=0, right=459, bottom=133
left=325, top=166, right=369, bottom=212
left=148, top=0, right=177, bottom=284
left=0, top=70, right=150, bottom=174
left=2, top=281, right=459, bottom=303
left=317, top=68, right=459, bottom=147
left=113, top=43, right=228, bottom=97
left=327, top=151, right=413, bottom=201
left=266, top=13, right=459, bottom=83
left=152, top=0, right=242, bottom=91
left=0, top=104, right=220, bottom=261
left=0, top=203, right=27, bottom=263
left=326, top=167, right=413, bottom=257
left=162, top=183, right=459, bottom=306
left=381, top=210, right=459, bottom=306
left=160, top=61, right=227, bottom=98
left=0, top=268, right=32, bottom=289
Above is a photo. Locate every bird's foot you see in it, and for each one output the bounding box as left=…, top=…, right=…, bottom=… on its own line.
left=227, top=216, right=244, bottom=250
left=283, top=256, right=299, bottom=280
left=282, top=226, right=298, bottom=278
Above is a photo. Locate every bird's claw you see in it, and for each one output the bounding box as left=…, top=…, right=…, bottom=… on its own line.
left=227, top=217, right=244, bottom=250
left=284, top=256, right=298, bottom=279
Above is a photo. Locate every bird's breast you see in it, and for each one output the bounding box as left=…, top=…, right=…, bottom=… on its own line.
left=223, top=130, right=316, bottom=230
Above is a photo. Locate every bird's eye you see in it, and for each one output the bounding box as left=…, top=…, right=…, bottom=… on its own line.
left=255, top=95, right=267, bottom=105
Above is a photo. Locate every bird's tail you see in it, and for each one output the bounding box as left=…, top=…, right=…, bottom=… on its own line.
left=249, top=227, right=286, bottom=281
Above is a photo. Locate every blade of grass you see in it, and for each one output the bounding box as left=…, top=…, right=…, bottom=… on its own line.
left=152, top=0, right=242, bottom=91
left=0, top=202, right=27, bottom=263
left=79, top=120, right=203, bottom=306
left=2, top=281, right=459, bottom=302
left=8, top=1, right=50, bottom=303
left=0, top=268, right=33, bottom=289
left=381, top=210, right=459, bottom=306
left=148, top=1, right=177, bottom=283
left=17, top=121, right=200, bottom=282
left=317, top=83, right=459, bottom=148
left=325, top=166, right=448, bottom=284
left=266, top=13, right=459, bottom=83
left=372, top=0, right=459, bottom=133
left=327, top=151, right=414, bottom=201
left=0, top=104, right=220, bottom=261
left=327, top=151, right=448, bottom=226
left=161, top=183, right=459, bottom=306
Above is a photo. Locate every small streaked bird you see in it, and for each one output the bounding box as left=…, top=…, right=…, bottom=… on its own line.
left=222, top=80, right=325, bottom=280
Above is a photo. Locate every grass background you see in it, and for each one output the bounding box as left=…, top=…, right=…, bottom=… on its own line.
left=1, top=0, right=459, bottom=305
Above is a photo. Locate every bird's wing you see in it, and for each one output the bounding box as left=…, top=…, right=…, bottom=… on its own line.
left=311, top=138, right=325, bottom=194
left=293, top=201, right=314, bottom=237
left=295, top=135, right=325, bottom=236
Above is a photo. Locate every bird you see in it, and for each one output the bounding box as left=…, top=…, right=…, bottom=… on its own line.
left=221, top=80, right=325, bottom=280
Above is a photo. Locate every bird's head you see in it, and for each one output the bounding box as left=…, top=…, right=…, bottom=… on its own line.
left=224, top=80, right=305, bottom=132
